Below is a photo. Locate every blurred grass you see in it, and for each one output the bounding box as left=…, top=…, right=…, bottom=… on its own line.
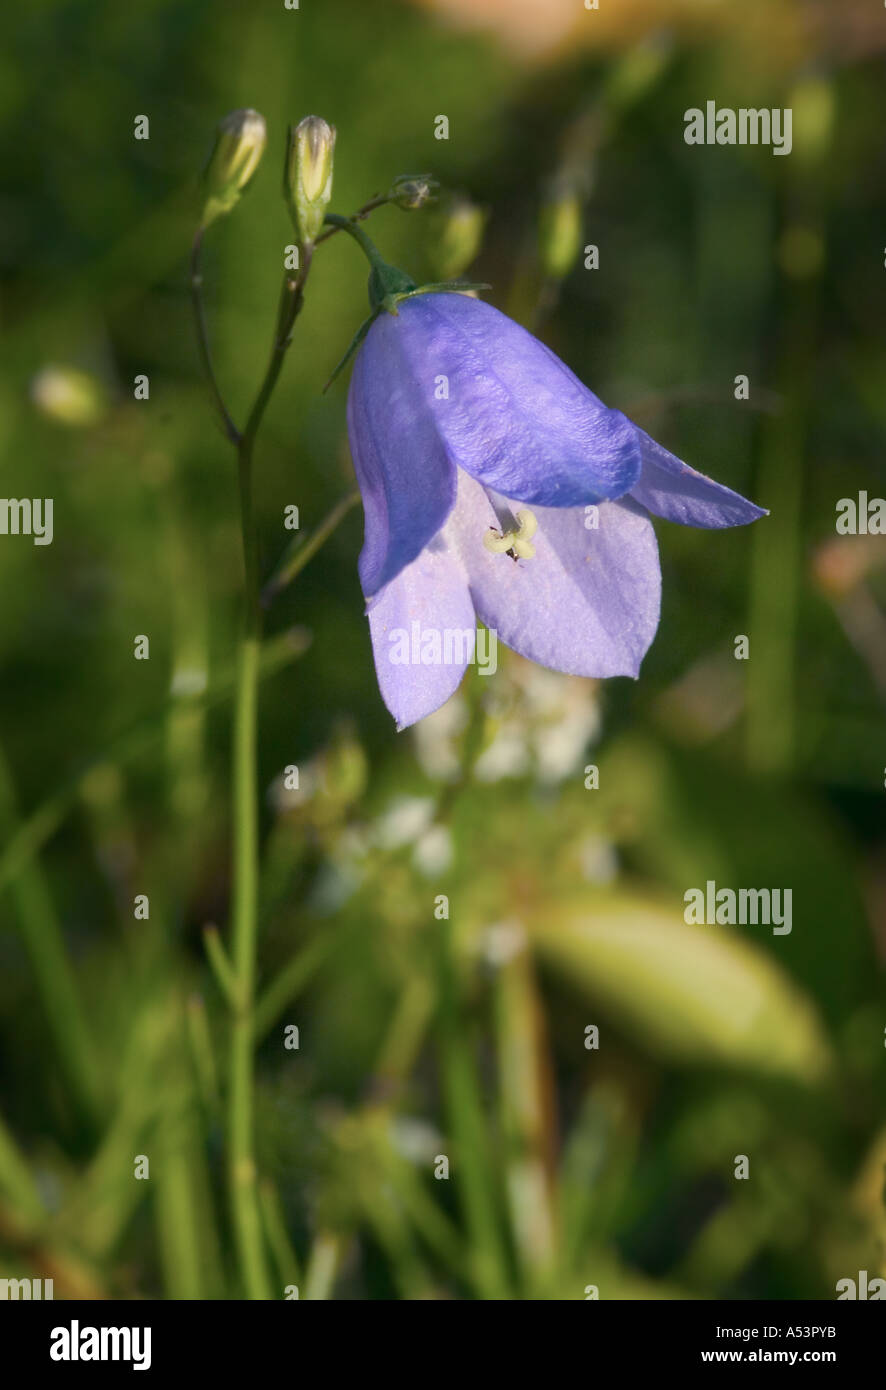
left=0, top=0, right=884, bottom=1299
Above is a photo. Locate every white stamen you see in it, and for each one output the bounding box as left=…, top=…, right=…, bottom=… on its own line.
left=483, top=507, right=538, bottom=560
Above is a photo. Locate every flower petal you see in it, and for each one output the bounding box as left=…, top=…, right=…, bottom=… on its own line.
left=388, top=293, right=642, bottom=508
left=630, top=429, right=767, bottom=528
left=366, top=534, right=475, bottom=730
left=347, top=319, right=457, bottom=596
left=448, top=472, right=661, bottom=679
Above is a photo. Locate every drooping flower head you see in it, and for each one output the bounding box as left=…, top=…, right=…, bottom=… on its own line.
left=345, top=289, right=765, bottom=729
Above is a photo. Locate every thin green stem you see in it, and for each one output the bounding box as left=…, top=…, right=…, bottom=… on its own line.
left=303, top=1231, right=345, bottom=1300
left=185, top=994, right=220, bottom=1115
left=745, top=147, right=826, bottom=774
left=258, top=1177, right=302, bottom=1290
left=0, top=628, right=310, bottom=900
left=322, top=214, right=388, bottom=270
left=227, top=631, right=270, bottom=1299
left=225, top=242, right=313, bottom=1300
left=314, top=195, right=389, bottom=246
left=0, top=1107, right=46, bottom=1228
left=436, top=913, right=511, bottom=1300
left=235, top=252, right=313, bottom=626
left=190, top=227, right=241, bottom=445
left=202, top=924, right=239, bottom=1009
left=253, top=936, right=333, bottom=1042
left=0, top=745, right=103, bottom=1127
left=262, top=488, right=360, bottom=607
left=242, top=251, right=313, bottom=466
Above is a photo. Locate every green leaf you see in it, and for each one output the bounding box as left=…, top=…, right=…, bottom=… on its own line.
left=531, top=894, right=832, bottom=1084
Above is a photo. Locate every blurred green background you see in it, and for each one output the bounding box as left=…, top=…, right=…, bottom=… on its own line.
left=1, top=0, right=885, bottom=1300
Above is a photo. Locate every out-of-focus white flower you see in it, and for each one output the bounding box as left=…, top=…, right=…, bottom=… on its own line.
left=389, top=1117, right=442, bottom=1163
left=480, top=919, right=528, bottom=966
left=413, top=694, right=468, bottom=780
left=579, top=833, right=619, bottom=885
left=269, top=763, right=312, bottom=812
left=416, top=654, right=602, bottom=786
left=413, top=823, right=453, bottom=877
left=373, top=795, right=436, bottom=849
left=475, top=726, right=531, bottom=782
left=306, top=859, right=363, bottom=914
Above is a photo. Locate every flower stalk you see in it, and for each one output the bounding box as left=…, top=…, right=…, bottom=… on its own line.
left=190, top=227, right=241, bottom=445
left=224, top=249, right=315, bottom=1299
left=189, top=107, right=333, bottom=1297
left=228, top=625, right=267, bottom=1298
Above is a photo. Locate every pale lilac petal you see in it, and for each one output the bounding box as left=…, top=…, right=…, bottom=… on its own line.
left=366, top=535, right=475, bottom=730
left=447, top=472, right=660, bottom=679
left=385, top=293, right=642, bottom=507
left=631, top=429, right=767, bottom=528
left=347, top=322, right=457, bottom=597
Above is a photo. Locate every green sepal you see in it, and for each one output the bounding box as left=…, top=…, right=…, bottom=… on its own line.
left=398, top=281, right=491, bottom=301
left=368, top=261, right=417, bottom=312
left=324, top=277, right=492, bottom=392
left=375, top=279, right=492, bottom=317
left=322, top=309, right=383, bottom=393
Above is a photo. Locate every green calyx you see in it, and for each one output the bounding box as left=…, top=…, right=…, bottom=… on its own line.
left=322, top=215, right=416, bottom=313
left=323, top=213, right=486, bottom=314
left=367, top=260, right=418, bottom=313
left=320, top=212, right=489, bottom=391
left=321, top=279, right=490, bottom=394
left=370, top=276, right=492, bottom=315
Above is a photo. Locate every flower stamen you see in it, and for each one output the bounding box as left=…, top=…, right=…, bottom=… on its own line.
left=483, top=508, right=538, bottom=561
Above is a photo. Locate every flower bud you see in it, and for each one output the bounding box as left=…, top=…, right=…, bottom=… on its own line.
left=285, top=115, right=336, bottom=244
left=389, top=174, right=439, bottom=210
left=200, top=108, right=267, bottom=228
left=429, top=195, right=487, bottom=281
left=538, top=182, right=582, bottom=280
